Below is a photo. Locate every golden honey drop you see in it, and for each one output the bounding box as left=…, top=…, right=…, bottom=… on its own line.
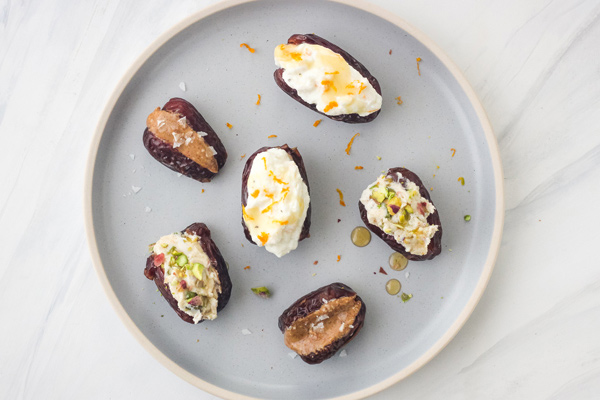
left=351, top=226, right=371, bottom=247
left=385, top=279, right=401, bottom=295
left=389, top=252, right=408, bottom=271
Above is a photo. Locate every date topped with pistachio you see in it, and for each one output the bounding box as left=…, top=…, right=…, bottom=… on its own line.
left=278, top=282, right=366, bottom=364
left=359, top=168, right=442, bottom=260
left=274, top=34, right=382, bottom=123
left=143, top=98, right=227, bottom=182
left=144, top=223, right=232, bottom=324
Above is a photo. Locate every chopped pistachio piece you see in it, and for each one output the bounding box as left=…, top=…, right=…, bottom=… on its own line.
left=251, top=286, right=271, bottom=298
left=176, top=254, right=188, bottom=266
left=192, top=263, right=204, bottom=280
left=464, top=215, right=471, bottom=221
left=401, top=293, right=413, bottom=303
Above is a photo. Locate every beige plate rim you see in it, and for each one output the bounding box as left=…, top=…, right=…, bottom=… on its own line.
left=83, top=0, right=505, bottom=398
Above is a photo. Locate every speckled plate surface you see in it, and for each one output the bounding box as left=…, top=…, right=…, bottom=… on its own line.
left=84, top=0, right=504, bottom=399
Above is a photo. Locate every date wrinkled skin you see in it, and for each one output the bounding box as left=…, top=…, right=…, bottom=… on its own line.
left=241, top=144, right=311, bottom=245
left=274, top=34, right=382, bottom=123
left=359, top=167, right=443, bottom=261
left=278, top=282, right=366, bottom=364
left=143, top=98, right=227, bottom=182
left=144, top=223, right=233, bottom=324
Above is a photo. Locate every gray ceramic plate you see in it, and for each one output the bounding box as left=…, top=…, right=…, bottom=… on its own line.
left=84, top=0, right=504, bottom=398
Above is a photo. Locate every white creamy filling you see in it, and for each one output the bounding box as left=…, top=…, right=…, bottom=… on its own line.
left=243, top=148, right=310, bottom=257
left=153, top=232, right=221, bottom=323
left=274, top=43, right=382, bottom=117
left=359, top=173, right=438, bottom=256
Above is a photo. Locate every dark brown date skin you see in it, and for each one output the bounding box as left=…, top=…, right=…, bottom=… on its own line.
left=278, top=282, right=366, bottom=364
left=144, top=222, right=233, bottom=324
left=142, top=98, right=227, bottom=182
left=359, top=167, right=443, bottom=261
left=241, top=144, right=311, bottom=246
left=274, top=34, right=382, bottom=123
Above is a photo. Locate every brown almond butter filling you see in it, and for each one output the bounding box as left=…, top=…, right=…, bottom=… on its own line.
left=284, top=296, right=361, bottom=356
left=146, top=108, right=219, bottom=173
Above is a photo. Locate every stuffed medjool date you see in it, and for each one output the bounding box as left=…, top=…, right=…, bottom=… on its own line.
left=278, top=282, right=366, bottom=364
left=358, top=167, right=442, bottom=260
left=143, top=98, right=227, bottom=182
left=144, top=223, right=232, bottom=324
left=274, top=34, right=382, bottom=123
left=241, top=144, right=311, bottom=257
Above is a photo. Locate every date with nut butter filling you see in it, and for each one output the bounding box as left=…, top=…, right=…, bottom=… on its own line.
left=143, top=98, right=227, bottom=182
left=144, top=223, right=232, bottom=324
left=241, top=144, right=311, bottom=258
left=359, top=167, right=442, bottom=260
left=274, top=34, right=382, bottom=123
left=278, top=282, right=366, bottom=364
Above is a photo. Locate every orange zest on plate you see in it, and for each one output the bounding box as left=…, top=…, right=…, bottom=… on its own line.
left=354, top=166, right=364, bottom=170
left=345, top=132, right=360, bottom=155
left=395, top=96, right=403, bottom=105
left=256, top=94, right=261, bottom=105
left=268, top=134, right=278, bottom=138
left=337, top=255, right=341, bottom=262
left=416, top=57, right=422, bottom=76
left=226, top=122, right=233, bottom=129
left=240, top=43, right=256, bottom=53
left=313, top=119, right=322, bottom=127
left=451, top=148, right=456, bottom=157
left=244, top=266, right=251, bottom=270
left=240, top=154, right=246, bottom=160
left=336, top=188, right=346, bottom=207
left=458, top=177, right=465, bottom=186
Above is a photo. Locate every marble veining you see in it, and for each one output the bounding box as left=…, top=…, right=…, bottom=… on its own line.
left=1, top=0, right=599, bottom=399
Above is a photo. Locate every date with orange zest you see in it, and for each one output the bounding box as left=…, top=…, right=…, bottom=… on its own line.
left=241, top=145, right=311, bottom=257
left=274, top=34, right=382, bottom=123
left=143, top=98, right=227, bottom=182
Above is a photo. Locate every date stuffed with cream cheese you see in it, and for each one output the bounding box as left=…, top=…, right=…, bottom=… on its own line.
left=278, top=282, right=366, bottom=364
left=274, top=34, right=382, bottom=123
left=143, top=98, right=227, bottom=182
left=144, top=223, right=232, bottom=324
left=359, top=168, right=442, bottom=260
left=241, top=144, right=311, bottom=257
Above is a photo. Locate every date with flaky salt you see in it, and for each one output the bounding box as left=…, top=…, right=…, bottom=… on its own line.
left=144, top=223, right=232, bottom=324
left=274, top=34, right=382, bottom=123
left=278, top=282, right=366, bottom=364
left=143, top=98, right=227, bottom=182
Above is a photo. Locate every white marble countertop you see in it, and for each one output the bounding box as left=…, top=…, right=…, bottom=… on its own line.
left=2, top=0, right=599, bottom=398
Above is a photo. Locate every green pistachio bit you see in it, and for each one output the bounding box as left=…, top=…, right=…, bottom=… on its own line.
left=369, top=184, right=378, bottom=190
left=401, top=293, right=413, bottom=303
left=251, top=286, right=271, bottom=298
left=161, top=243, right=168, bottom=248
left=176, top=254, right=188, bottom=266
left=405, top=205, right=414, bottom=214
left=186, top=291, right=197, bottom=300
left=185, top=264, right=193, bottom=270
left=192, top=263, right=204, bottom=280
left=464, top=215, right=471, bottom=221
left=386, top=188, right=396, bottom=199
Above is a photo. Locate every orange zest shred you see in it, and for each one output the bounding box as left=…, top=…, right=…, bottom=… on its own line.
left=321, top=80, right=337, bottom=92
left=345, top=132, right=360, bottom=155
left=244, top=266, right=251, bottom=270
left=416, top=57, right=422, bottom=76
left=337, top=255, right=341, bottom=262
left=256, top=94, right=261, bottom=105
left=355, top=166, right=364, bottom=170
left=336, top=188, right=346, bottom=207
left=201, top=189, right=205, bottom=193
left=242, top=205, right=254, bottom=221
left=268, top=134, right=278, bottom=138
left=451, top=148, right=456, bottom=157
left=458, top=177, right=465, bottom=186
left=345, top=83, right=356, bottom=89
left=250, top=189, right=260, bottom=198
left=325, top=71, right=339, bottom=75
left=262, top=157, right=267, bottom=170
left=257, top=232, right=269, bottom=245
left=313, top=119, right=322, bottom=127
left=226, top=123, right=233, bottom=129
left=313, top=261, right=318, bottom=265
left=240, top=43, right=255, bottom=53
left=358, top=82, right=367, bottom=94
left=240, top=154, right=246, bottom=160
left=395, top=96, right=403, bottom=105
left=273, top=220, right=289, bottom=225
left=269, top=170, right=288, bottom=185
left=324, top=101, right=338, bottom=112
left=262, top=191, right=288, bottom=214
left=290, top=52, right=302, bottom=61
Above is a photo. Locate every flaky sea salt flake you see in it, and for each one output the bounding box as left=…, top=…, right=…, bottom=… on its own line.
left=179, top=81, right=187, bottom=91
left=129, top=153, right=135, bottom=160
left=145, top=206, right=152, bottom=213
left=132, top=186, right=142, bottom=194
left=288, top=352, right=297, bottom=359
left=241, top=329, right=252, bottom=335
left=339, top=350, right=347, bottom=357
